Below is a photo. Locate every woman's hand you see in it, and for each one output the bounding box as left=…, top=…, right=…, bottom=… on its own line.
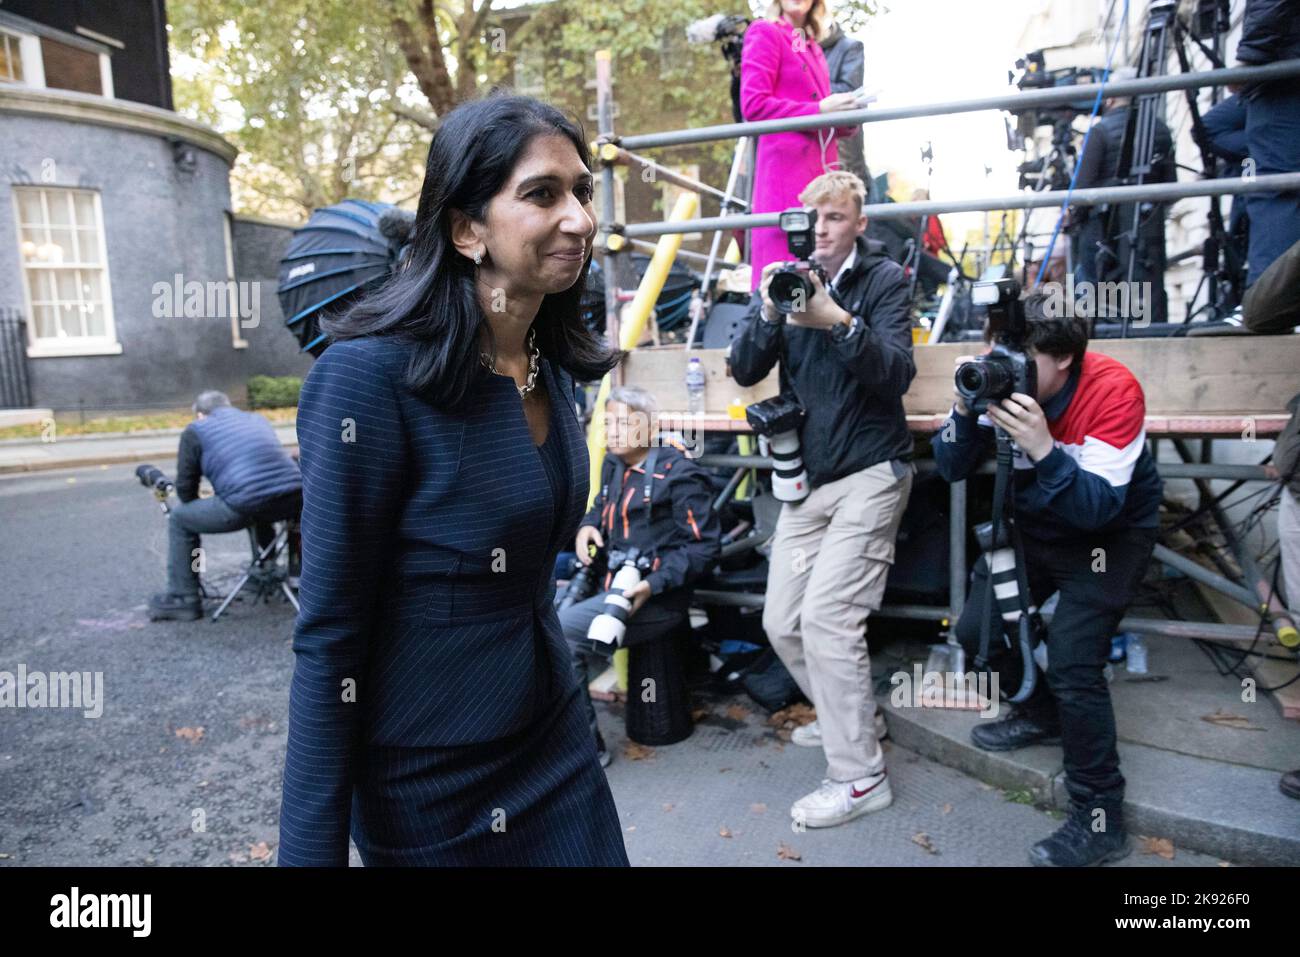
left=623, top=579, right=652, bottom=616
left=819, top=91, right=859, bottom=114
left=575, top=525, right=604, bottom=565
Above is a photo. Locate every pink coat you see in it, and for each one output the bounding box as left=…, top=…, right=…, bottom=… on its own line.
left=740, top=16, right=856, bottom=289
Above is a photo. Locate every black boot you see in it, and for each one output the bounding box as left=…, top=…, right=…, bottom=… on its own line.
left=1281, top=769, right=1300, bottom=800
left=148, top=592, right=202, bottom=622
left=1030, top=796, right=1131, bottom=867
left=970, top=710, right=1061, bottom=752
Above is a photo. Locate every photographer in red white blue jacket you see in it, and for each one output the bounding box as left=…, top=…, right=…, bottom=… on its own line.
left=931, top=290, right=1162, bottom=867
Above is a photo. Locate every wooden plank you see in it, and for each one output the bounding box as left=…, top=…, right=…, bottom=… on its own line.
left=622, top=337, right=1300, bottom=417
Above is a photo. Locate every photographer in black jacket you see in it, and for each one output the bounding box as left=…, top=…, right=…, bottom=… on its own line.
left=562, top=385, right=721, bottom=766
left=149, top=390, right=302, bottom=621
left=730, top=170, right=915, bottom=829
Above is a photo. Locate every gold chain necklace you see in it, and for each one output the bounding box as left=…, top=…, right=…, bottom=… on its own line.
left=480, top=328, right=540, bottom=399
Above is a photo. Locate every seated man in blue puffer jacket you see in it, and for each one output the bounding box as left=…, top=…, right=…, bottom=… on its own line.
left=149, top=390, right=303, bottom=621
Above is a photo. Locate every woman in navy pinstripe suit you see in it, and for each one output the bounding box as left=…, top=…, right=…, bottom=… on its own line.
left=277, top=94, right=630, bottom=866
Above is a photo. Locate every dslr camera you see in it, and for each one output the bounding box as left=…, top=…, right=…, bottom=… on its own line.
left=767, top=208, right=831, bottom=316
left=587, top=547, right=657, bottom=647
left=955, top=278, right=1037, bottom=416
left=135, top=463, right=176, bottom=513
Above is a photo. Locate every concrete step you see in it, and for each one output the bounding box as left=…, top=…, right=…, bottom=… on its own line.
left=880, top=696, right=1300, bottom=866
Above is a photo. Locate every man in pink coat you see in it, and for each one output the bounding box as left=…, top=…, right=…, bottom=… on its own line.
left=741, top=3, right=860, bottom=290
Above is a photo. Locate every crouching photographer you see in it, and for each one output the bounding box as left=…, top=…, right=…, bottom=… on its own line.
left=561, top=386, right=721, bottom=766
left=148, top=390, right=302, bottom=621
left=730, top=171, right=916, bottom=829
left=932, top=286, right=1163, bottom=866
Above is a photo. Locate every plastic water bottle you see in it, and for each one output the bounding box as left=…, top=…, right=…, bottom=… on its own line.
left=1125, top=633, right=1148, bottom=674
left=1109, top=633, right=1128, bottom=663
left=686, top=356, right=706, bottom=415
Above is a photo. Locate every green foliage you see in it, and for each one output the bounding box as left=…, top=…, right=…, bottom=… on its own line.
left=169, top=0, right=428, bottom=218
left=247, top=375, right=304, bottom=409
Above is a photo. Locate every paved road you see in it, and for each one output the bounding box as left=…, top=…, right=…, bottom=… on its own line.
left=0, top=462, right=1232, bottom=866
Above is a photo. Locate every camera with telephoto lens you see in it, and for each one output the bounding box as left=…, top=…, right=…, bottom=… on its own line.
left=587, top=547, right=656, bottom=647
left=745, top=394, right=809, bottom=503
left=955, top=279, right=1037, bottom=416
left=559, top=548, right=605, bottom=611
left=135, top=463, right=176, bottom=512
left=768, top=208, right=831, bottom=316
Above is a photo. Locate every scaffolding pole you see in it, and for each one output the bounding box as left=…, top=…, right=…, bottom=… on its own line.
left=618, top=173, right=1300, bottom=238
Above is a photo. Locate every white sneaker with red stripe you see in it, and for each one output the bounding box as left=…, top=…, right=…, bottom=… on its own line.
left=791, top=712, right=888, bottom=747
left=790, top=770, right=892, bottom=828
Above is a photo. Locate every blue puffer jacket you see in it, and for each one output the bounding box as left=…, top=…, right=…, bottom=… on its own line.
left=179, top=406, right=302, bottom=517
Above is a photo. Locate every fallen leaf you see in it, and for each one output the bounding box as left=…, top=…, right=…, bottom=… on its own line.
left=1139, top=836, right=1175, bottom=860
left=912, top=832, right=939, bottom=855
left=750, top=803, right=767, bottom=815
left=719, top=767, right=732, bottom=774
left=1200, top=709, right=1266, bottom=732
left=174, top=726, right=204, bottom=744
left=719, top=826, right=732, bottom=838
left=725, top=703, right=751, bottom=722
left=248, top=842, right=271, bottom=862
left=623, top=742, right=655, bottom=761
left=691, top=707, right=711, bottom=723
left=777, top=842, right=802, bottom=861
left=941, top=803, right=953, bottom=815
left=768, top=702, right=816, bottom=728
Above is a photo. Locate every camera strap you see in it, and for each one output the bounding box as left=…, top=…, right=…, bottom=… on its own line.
left=978, top=432, right=1041, bottom=703
left=604, top=447, right=661, bottom=542
left=641, top=446, right=660, bottom=536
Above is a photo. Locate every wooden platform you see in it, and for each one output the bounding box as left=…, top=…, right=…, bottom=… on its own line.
left=622, top=335, right=1300, bottom=430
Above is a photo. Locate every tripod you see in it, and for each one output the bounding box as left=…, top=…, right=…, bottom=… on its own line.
left=209, top=520, right=300, bottom=622
left=1104, top=0, right=1242, bottom=331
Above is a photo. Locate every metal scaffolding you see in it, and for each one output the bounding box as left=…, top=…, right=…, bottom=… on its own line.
left=590, top=49, right=1300, bottom=648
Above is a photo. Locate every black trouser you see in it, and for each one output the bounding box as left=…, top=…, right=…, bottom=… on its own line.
left=953, top=525, right=1158, bottom=805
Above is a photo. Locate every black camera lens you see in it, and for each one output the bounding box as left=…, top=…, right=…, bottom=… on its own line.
left=956, top=362, right=989, bottom=396
left=769, top=268, right=813, bottom=315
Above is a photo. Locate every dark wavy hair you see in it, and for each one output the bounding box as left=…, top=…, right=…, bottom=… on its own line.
left=323, top=93, right=624, bottom=409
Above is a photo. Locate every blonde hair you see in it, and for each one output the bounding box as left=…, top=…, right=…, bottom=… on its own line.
left=765, top=0, right=829, bottom=43
left=799, top=171, right=867, bottom=214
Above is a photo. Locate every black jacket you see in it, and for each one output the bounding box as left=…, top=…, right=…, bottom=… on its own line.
left=1237, top=0, right=1300, bottom=97
left=729, top=235, right=915, bottom=488
left=1275, top=392, right=1300, bottom=497
left=176, top=406, right=302, bottom=519
left=580, top=441, right=722, bottom=596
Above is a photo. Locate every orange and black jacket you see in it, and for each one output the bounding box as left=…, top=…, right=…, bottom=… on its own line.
left=579, top=441, right=722, bottom=597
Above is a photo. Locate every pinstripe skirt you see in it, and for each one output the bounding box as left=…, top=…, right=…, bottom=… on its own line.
left=349, top=679, right=630, bottom=866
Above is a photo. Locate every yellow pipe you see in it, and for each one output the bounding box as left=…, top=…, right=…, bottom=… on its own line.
left=585, top=190, right=699, bottom=508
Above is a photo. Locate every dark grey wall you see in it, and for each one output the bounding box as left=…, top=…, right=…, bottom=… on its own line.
left=0, top=111, right=311, bottom=412
left=230, top=216, right=317, bottom=387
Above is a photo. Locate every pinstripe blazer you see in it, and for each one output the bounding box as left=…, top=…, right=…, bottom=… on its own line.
left=277, top=334, right=593, bottom=866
